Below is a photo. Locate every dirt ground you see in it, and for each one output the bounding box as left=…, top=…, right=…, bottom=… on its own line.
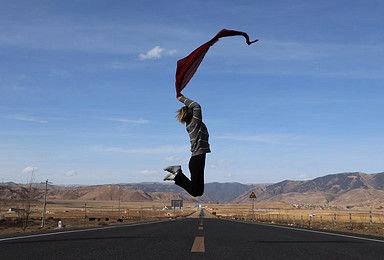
left=204, top=202, right=384, bottom=238
left=0, top=200, right=200, bottom=235
left=1, top=200, right=384, bottom=238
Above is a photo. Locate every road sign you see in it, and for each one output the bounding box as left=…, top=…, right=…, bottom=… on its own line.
left=171, top=200, right=183, bottom=209
left=250, top=192, right=256, bottom=221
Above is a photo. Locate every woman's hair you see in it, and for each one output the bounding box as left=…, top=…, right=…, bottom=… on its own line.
left=176, top=106, right=193, bottom=124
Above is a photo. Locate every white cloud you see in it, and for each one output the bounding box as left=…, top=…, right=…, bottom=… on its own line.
left=3, top=115, right=47, bottom=123
left=100, top=118, right=149, bottom=124
left=0, top=18, right=196, bottom=56
left=139, top=46, right=163, bottom=60
left=216, top=134, right=292, bottom=144
left=210, top=160, right=233, bottom=169
left=22, top=167, right=38, bottom=173
left=162, top=156, right=189, bottom=165
left=140, top=170, right=158, bottom=176
left=166, top=49, right=177, bottom=56
left=65, top=170, right=78, bottom=177
left=163, top=156, right=181, bottom=163
left=139, top=46, right=177, bottom=60
left=298, top=174, right=309, bottom=180
left=91, top=145, right=188, bottom=154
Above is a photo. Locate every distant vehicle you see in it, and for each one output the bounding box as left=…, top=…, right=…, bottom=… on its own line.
left=308, top=213, right=317, bottom=216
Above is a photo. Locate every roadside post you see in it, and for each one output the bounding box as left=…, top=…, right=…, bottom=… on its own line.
left=84, top=203, right=87, bottom=224
left=249, top=192, right=256, bottom=221
left=333, top=213, right=337, bottom=227
left=41, top=179, right=53, bottom=228
left=369, top=210, right=373, bottom=229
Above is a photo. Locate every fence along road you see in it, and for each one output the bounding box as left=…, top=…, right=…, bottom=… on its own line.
left=1, top=213, right=384, bottom=259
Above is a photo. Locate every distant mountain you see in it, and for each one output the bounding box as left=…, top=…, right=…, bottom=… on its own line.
left=47, top=185, right=197, bottom=202
left=117, top=182, right=253, bottom=203
left=232, top=172, right=384, bottom=206
left=2, top=172, right=384, bottom=206
left=203, top=182, right=253, bottom=202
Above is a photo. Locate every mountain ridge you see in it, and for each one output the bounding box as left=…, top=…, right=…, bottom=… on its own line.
left=1, top=171, right=383, bottom=206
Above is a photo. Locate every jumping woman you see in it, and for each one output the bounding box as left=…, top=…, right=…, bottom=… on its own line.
left=163, top=94, right=210, bottom=197
left=164, top=29, right=257, bottom=196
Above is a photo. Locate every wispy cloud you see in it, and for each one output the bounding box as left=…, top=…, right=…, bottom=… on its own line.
left=218, top=38, right=384, bottom=62
left=140, top=170, right=158, bottom=176
left=22, top=167, right=38, bottom=173
left=162, top=156, right=189, bottom=164
left=65, top=170, right=78, bottom=177
left=39, top=153, right=56, bottom=158
left=91, top=145, right=188, bottom=154
left=209, top=160, right=234, bottom=169
left=215, top=134, right=296, bottom=144
left=163, top=156, right=181, bottom=163
left=3, top=115, right=47, bottom=123
left=209, top=39, right=384, bottom=79
left=0, top=18, right=194, bottom=55
left=100, top=117, right=149, bottom=124
left=297, top=174, right=309, bottom=180
left=139, top=46, right=177, bottom=60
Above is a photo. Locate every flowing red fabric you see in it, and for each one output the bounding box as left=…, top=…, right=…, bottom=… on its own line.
left=175, top=29, right=258, bottom=96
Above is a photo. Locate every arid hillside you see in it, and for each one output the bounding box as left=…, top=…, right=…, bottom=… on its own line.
left=232, top=172, right=384, bottom=207
left=1, top=172, right=384, bottom=207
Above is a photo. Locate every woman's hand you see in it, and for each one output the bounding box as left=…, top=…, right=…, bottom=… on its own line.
left=177, top=95, right=183, bottom=101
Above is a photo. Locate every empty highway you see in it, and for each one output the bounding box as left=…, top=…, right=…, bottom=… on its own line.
left=1, top=214, right=384, bottom=259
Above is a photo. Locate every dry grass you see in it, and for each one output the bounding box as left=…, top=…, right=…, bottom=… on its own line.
left=2, top=200, right=384, bottom=238
left=0, top=200, right=199, bottom=235
left=205, top=202, right=384, bottom=237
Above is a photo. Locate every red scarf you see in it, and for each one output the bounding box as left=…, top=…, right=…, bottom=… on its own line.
left=175, top=29, right=258, bottom=96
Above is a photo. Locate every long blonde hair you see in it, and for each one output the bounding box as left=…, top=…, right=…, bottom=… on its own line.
left=176, top=106, right=193, bottom=124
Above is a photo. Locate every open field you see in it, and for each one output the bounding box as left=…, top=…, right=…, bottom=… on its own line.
left=0, top=200, right=199, bottom=235
left=205, top=202, right=384, bottom=237
left=2, top=200, right=384, bottom=238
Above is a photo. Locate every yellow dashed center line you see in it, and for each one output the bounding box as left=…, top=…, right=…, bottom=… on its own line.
left=191, top=236, right=205, bottom=252
left=198, top=226, right=204, bottom=230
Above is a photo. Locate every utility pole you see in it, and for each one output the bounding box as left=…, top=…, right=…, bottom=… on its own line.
left=1, top=178, right=4, bottom=215
left=118, top=198, right=121, bottom=219
left=84, top=203, right=87, bottom=224
left=41, top=179, right=52, bottom=227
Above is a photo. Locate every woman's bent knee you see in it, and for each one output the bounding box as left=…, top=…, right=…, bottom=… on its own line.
left=191, top=189, right=204, bottom=197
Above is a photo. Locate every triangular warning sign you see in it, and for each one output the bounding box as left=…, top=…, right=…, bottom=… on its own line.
left=249, top=192, right=256, bottom=198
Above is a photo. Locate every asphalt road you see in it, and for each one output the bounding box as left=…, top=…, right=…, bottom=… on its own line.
left=1, top=214, right=384, bottom=259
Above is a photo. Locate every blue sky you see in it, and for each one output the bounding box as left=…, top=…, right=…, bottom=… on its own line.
left=1, top=0, right=383, bottom=185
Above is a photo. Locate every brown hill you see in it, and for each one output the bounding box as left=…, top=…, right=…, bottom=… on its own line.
left=2, top=171, right=384, bottom=206
left=232, top=172, right=384, bottom=206
left=46, top=185, right=197, bottom=202
left=329, top=189, right=384, bottom=206
left=47, top=185, right=151, bottom=201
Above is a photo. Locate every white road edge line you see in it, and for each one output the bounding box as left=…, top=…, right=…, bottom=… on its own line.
left=0, top=220, right=169, bottom=242
left=223, top=219, right=384, bottom=243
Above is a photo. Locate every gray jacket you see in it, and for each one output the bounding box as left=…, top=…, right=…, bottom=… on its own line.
left=179, top=96, right=211, bottom=156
